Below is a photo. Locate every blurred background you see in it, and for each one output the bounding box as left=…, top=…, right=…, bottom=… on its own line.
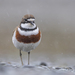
left=0, top=0, right=75, bottom=66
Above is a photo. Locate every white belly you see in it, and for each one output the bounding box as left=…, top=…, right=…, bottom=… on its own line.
left=12, top=31, right=41, bottom=52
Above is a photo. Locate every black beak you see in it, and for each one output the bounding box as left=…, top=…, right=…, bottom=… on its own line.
left=30, top=21, right=34, bottom=25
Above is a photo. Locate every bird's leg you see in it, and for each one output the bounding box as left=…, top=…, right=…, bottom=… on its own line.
left=28, top=52, right=30, bottom=65
left=20, top=50, right=23, bottom=65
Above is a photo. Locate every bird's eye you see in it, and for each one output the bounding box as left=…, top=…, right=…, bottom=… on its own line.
left=25, top=19, right=27, bottom=21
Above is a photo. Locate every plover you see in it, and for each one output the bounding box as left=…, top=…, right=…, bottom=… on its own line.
left=12, top=14, right=41, bottom=65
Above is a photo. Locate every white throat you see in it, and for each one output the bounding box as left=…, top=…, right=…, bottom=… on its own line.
left=21, top=23, right=36, bottom=29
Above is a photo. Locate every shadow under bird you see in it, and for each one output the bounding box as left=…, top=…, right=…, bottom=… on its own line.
left=12, top=14, right=41, bottom=65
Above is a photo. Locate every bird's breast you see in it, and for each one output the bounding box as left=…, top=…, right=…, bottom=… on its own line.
left=15, top=28, right=41, bottom=43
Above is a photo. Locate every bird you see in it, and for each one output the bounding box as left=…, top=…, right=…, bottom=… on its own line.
left=12, top=14, right=41, bottom=65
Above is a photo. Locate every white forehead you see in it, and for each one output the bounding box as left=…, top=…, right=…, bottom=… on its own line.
left=27, top=18, right=35, bottom=21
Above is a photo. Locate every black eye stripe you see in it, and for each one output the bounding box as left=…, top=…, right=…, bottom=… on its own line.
left=27, top=21, right=35, bottom=23
left=23, top=19, right=35, bottom=24
left=21, top=21, right=35, bottom=24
